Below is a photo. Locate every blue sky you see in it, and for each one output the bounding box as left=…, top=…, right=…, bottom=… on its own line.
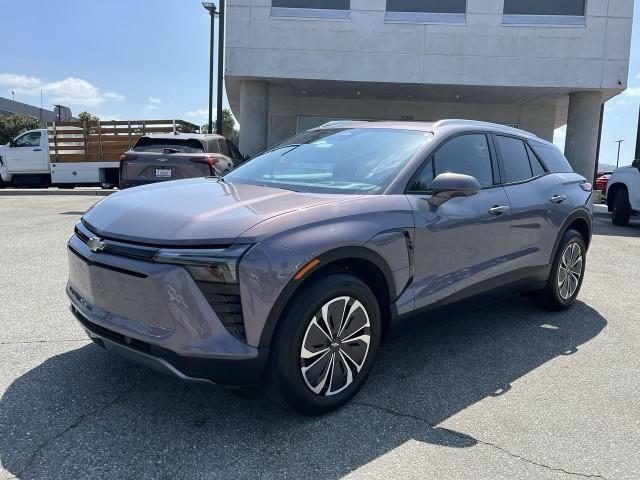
left=1, top=0, right=638, bottom=166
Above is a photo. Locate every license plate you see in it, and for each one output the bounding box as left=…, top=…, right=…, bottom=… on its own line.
left=155, top=168, right=172, bottom=178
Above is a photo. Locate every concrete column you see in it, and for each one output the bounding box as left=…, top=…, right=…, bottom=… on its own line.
left=564, top=91, right=603, bottom=181
left=239, top=80, right=269, bottom=156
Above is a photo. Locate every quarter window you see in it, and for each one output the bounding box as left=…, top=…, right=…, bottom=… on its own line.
left=409, top=134, right=494, bottom=192
left=503, top=0, right=584, bottom=16
left=386, top=0, right=466, bottom=14
left=496, top=136, right=533, bottom=184
left=530, top=143, right=574, bottom=173
left=272, top=0, right=349, bottom=10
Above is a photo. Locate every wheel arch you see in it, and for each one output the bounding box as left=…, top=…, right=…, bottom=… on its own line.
left=606, top=182, right=628, bottom=211
left=550, top=209, right=593, bottom=263
left=258, top=246, right=397, bottom=348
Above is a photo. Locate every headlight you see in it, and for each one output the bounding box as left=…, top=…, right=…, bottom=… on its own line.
left=153, top=244, right=251, bottom=284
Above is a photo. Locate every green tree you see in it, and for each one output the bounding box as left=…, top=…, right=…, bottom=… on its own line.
left=201, top=108, right=237, bottom=138
left=0, top=114, right=42, bottom=144
left=77, top=111, right=99, bottom=124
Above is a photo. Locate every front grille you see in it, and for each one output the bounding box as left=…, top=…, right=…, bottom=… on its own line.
left=73, top=221, right=246, bottom=342
left=196, top=282, right=245, bottom=341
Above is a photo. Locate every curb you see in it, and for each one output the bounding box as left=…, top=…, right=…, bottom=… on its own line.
left=0, top=189, right=115, bottom=197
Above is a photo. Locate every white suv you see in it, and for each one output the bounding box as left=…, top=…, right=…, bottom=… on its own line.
left=606, top=160, right=640, bottom=225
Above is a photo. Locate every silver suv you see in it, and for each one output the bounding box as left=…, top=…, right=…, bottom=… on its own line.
left=67, top=120, right=593, bottom=415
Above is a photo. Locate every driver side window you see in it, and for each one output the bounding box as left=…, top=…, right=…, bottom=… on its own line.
left=408, top=134, right=494, bottom=192
left=14, top=132, right=41, bottom=148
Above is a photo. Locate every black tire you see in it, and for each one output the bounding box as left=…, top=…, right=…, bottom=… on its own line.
left=266, top=272, right=381, bottom=416
left=533, top=229, right=586, bottom=310
left=612, top=189, right=631, bottom=226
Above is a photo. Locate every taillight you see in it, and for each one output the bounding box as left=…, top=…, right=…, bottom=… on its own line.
left=119, top=154, right=137, bottom=162
left=190, top=156, right=219, bottom=167
left=580, top=182, right=593, bottom=192
left=191, top=156, right=219, bottom=175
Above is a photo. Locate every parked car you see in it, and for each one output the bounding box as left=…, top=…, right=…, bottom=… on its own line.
left=595, top=172, right=612, bottom=194
left=67, top=120, right=593, bottom=415
left=606, top=160, right=640, bottom=225
left=119, top=133, right=244, bottom=189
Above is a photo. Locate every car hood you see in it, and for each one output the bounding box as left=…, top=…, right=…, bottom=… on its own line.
left=82, top=178, right=351, bottom=246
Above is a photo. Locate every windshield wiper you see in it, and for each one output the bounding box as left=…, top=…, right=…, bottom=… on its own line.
left=163, top=148, right=180, bottom=154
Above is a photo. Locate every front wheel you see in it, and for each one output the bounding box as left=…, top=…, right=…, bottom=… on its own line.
left=533, top=229, right=586, bottom=310
left=612, top=190, right=631, bottom=226
left=267, top=273, right=381, bottom=416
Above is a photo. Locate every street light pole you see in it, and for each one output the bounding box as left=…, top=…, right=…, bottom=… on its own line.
left=615, top=139, right=625, bottom=168
left=216, top=0, right=225, bottom=136
left=202, top=2, right=217, bottom=134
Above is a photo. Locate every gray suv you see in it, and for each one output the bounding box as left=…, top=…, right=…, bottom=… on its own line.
left=67, top=120, right=593, bottom=415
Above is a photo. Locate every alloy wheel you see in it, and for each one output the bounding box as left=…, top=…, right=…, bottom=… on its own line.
left=300, top=296, right=371, bottom=396
left=557, top=242, right=583, bottom=300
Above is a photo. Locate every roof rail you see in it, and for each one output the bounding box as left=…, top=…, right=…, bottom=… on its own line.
left=317, top=120, right=368, bottom=128
left=432, top=119, right=538, bottom=139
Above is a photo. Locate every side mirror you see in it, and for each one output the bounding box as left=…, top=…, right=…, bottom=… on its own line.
left=8, top=139, right=15, bottom=147
left=632, top=159, right=640, bottom=170
left=428, top=172, right=481, bottom=206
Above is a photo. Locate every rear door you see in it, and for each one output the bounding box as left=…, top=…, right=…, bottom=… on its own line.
left=124, top=137, right=208, bottom=182
left=5, top=131, right=48, bottom=173
left=493, top=134, right=565, bottom=281
left=407, top=132, right=513, bottom=310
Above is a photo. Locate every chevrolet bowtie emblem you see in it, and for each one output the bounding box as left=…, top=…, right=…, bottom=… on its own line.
left=87, top=236, right=106, bottom=253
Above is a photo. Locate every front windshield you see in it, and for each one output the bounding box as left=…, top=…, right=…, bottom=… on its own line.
left=225, top=128, right=434, bottom=194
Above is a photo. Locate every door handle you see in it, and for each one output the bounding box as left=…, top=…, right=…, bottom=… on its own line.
left=550, top=195, right=567, bottom=204
left=33, top=148, right=42, bottom=152
left=489, top=205, right=510, bottom=216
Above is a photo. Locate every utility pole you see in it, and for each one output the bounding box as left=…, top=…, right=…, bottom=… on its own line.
left=216, top=0, right=225, bottom=136
left=615, top=139, right=625, bottom=168
left=635, top=106, right=640, bottom=163
left=11, top=90, right=14, bottom=101
left=202, top=2, right=217, bottom=134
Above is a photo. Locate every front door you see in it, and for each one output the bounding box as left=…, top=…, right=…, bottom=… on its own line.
left=406, top=133, right=512, bottom=310
left=6, top=131, right=47, bottom=173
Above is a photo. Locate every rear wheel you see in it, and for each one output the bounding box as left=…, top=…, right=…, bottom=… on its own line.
left=267, top=273, right=381, bottom=416
left=612, top=189, right=631, bottom=226
left=533, top=229, right=586, bottom=310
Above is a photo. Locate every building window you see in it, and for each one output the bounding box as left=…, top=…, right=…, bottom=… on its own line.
left=503, top=0, right=585, bottom=26
left=385, top=0, right=466, bottom=24
left=272, top=0, right=350, bottom=19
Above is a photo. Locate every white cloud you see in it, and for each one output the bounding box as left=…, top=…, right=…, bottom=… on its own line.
left=146, top=97, right=162, bottom=110
left=0, top=73, right=124, bottom=108
left=611, top=86, right=640, bottom=108
left=95, top=113, right=123, bottom=121
left=185, top=108, right=208, bottom=118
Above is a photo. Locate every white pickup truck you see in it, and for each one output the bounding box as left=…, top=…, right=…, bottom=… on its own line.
left=606, top=160, right=640, bottom=225
left=0, top=119, right=199, bottom=189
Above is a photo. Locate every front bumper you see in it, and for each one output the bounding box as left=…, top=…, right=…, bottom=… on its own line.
left=66, top=233, right=268, bottom=386
left=71, top=305, right=268, bottom=385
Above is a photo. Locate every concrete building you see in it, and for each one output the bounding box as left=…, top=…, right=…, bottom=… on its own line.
left=225, top=0, right=635, bottom=180
left=0, top=97, right=73, bottom=123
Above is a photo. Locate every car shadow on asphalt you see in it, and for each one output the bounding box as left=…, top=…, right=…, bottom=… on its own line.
left=0, top=298, right=606, bottom=479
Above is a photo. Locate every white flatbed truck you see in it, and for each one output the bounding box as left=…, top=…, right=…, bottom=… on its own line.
left=0, top=119, right=199, bottom=188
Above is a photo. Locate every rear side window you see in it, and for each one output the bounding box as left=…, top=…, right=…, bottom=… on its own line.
left=526, top=143, right=546, bottom=177
left=496, top=135, right=533, bottom=183
left=530, top=143, right=573, bottom=173
left=133, top=137, right=205, bottom=153
left=409, top=134, right=494, bottom=192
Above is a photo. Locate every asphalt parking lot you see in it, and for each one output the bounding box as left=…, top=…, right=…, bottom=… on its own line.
left=1, top=195, right=639, bottom=480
